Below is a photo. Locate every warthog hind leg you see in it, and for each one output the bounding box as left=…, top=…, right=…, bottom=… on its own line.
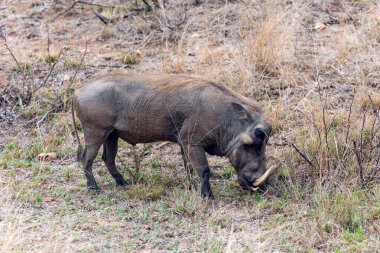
left=180, top=146, right=196, bottom=189
left=102, top=130, right=128, bottom=186
left=82, top=126, right=111, bottom=192
left=82, top=143, right=102, bottom=192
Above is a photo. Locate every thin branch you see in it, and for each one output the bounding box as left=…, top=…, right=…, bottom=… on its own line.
left=368, top=94, right=380, bottom=141
left=33, top=49, right=64, bottom=94
left=291, top=143, right=314, bottom=167
left=359, top=105, right=368, bottom=150
left=345, top=89, right=355, bottom=144
left=316, top=73, right=331, bottom=172
left=46, top=23, right=51, bottom=68
left=1, top=25, right=31, bottom=105
left=117, top=154, right=137, bottom=183
left=368, top=94, right=380, bottom=122
left=296, top=109, right=322, bottom=144
left=141, top=141, right=170, bottom=156
left=4, top=41, right=24, bottom=77
left=327, top=114, right=336, bottom=133
left=36, top=101, right=64, bottom=127
left=353, top=140, right=364, bottom=185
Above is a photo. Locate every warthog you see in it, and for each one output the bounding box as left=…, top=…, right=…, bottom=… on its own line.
left=72, top=74, right=276, bottom=199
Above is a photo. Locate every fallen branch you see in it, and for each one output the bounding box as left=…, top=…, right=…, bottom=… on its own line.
left=142, top=141, right=170, bottom=156
left=55, top=0, right=117, bottom=19
left=93, top=11, right=112, bottom=25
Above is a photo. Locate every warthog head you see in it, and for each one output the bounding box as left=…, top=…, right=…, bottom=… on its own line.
left=227, top=103, right=276, bottom=190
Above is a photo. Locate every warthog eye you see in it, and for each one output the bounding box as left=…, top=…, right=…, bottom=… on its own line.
left=252, top=128, right=266, bottom=146
left=255, top=129, right=265, bottom=141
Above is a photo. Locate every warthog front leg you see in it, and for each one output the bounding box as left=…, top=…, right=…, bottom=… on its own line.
left=186, top=147, right=214, bottom=199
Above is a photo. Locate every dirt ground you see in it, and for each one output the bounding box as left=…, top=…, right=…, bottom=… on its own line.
left=1, top=0, right=380, bottom=252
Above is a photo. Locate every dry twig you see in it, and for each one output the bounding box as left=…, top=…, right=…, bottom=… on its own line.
left=291, top=143, right=314, bottom=167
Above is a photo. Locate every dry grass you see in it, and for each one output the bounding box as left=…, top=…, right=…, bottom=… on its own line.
left=1, top=0, right=380, bottom=252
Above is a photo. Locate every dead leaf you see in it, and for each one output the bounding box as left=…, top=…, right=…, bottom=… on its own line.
left=38, top=152, right=57, bottom=161
left=315, top=22, right=326, bottom=31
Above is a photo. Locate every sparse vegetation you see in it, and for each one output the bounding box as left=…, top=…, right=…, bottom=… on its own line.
left=1, top=0, right=380, bottom=252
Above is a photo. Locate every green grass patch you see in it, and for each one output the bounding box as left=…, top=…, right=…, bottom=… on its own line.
left=40, top=54, right=58, bottom=64
left=124, top=184, right=165, bottom=201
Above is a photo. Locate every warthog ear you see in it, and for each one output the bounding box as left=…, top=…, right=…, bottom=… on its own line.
left=231, top=103, right=252, bottom=122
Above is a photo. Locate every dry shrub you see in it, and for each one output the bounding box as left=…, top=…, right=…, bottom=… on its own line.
left=315, top=189, right=362, bottom=233
left=357, top=86, right=380, bottom=110
left=243, top=7, right=296, bottom=85
left=361, top=9, right=380, bottom=44
left=195, top=45, right=249, bottom=91
left=163, top=55, right=188, bottom=74
left=265, top=102, right=285, bottom=132
left=120, top=50, right=142, bottom=65
left=192, top=1, right=298, bottom=95
left=282, top=86, right=380, bottom=190
left=99, top=26, right=116, bottom=41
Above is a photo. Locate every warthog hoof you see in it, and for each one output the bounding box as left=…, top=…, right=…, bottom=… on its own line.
left=116, top=179, right=129, bottom=188
left=116, top=178, right=128, bottom=187
left=87, top=183, right=101, bottom=192
left=201, top=189, right=215, bottom=200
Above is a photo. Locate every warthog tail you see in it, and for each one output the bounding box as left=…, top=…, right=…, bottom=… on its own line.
left=71, top=99, right=83, bottom=162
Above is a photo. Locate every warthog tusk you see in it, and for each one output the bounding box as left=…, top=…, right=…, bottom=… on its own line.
left=251, top=186, right=259, bottom=191
left=253, top=163, right=281, bottom=187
